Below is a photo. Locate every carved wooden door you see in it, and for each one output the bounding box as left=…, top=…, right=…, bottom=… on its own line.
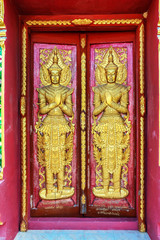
left=29, top=31, right=136, bottom=218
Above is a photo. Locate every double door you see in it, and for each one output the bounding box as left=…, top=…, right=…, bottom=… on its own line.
left=29, top=31, right=136, bottom=218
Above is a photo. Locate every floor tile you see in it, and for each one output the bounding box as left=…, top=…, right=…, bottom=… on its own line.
left=14, top=230, right=151, bottom=240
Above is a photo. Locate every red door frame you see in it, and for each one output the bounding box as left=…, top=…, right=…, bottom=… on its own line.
left=20, top=14, right=145, bottom=232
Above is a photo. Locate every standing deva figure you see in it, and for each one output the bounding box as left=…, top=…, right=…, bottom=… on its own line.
left=92, top=47, right=131, bottom=199
left=36, top=48, right=74, bottom=200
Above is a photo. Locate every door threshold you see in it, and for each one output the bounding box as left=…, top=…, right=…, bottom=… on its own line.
left=28, top=217, right=138, bottom=230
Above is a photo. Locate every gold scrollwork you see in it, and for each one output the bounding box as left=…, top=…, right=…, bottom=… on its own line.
left=26, top=20, right=71, bottom=26
left=20, top=96, right=26, bottom=116
left=140, top=96, right=145, bottom=116
left=72, top=19, right=93, bottom=25
left=140, top=117, right=145, bottom=222
left=139, top=24, right=145, bottom=94
left=93, top=19, right=142, bottom=25
left=81, top=38, right=86, bottom=49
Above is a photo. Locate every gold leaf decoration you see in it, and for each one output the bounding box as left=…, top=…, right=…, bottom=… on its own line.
left=72, top=19, right=93, bottom=25
left=26, top=20, right=71, bottom=26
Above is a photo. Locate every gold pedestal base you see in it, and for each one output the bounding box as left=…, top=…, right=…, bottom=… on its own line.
left=93, top=186, right=129, bottom=199
left=39, top=187, right=74, bottom=200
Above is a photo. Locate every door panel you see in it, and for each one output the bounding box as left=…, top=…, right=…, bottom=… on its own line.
left=30, top=33, right=81, bottom=217
left=86, top=32, right=136, bottom=217
left=29, top=31, right=137, bottom=218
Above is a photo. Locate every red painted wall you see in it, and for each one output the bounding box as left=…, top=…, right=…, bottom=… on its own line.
left=146, top=0, right=160, bottom=239
left=0, top=0, right=20, bottom=239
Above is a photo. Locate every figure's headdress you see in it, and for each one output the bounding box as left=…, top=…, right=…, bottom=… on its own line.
left=105, top=50, right=118, bottom=72
left=48, top=48, right=62, bottom=76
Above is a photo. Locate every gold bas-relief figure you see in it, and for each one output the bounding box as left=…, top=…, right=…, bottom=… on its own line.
left=35, top=48, right=74, bottom=200
left=92, top=47, right=131, bottom=199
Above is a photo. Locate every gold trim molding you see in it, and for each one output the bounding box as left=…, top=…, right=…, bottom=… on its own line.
left=0, top=0, right=6, bottom=179
left=72, top=19, right=92, bottom=25
left=25, top=18, right=143, bottom=27
left=20, top=26, right=27, bottom=232
left=140, top=116, right=145, bottom=231
left=139, top=24, right=145, bottom=94
left=139, top=23, right=145, bottom=232
left=81, top=38, right=86, bottom=49
left=140, top=96, right=145, bottom=116
left=93, top=19, right=142, bottom=25
left=81, top=52, right=86, bottom=192
left=26, top=20, right=71, bottom=26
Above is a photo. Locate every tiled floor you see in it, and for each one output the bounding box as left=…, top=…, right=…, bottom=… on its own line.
left=15, top=230, right=151, bottom=240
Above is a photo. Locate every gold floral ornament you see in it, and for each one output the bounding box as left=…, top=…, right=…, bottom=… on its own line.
left=95, top=46, right=127, bottom=85
left=40, top=47, right=72, bottom=86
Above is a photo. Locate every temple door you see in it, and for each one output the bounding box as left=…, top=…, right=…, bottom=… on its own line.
left=29, top=31, right=136, bottom=218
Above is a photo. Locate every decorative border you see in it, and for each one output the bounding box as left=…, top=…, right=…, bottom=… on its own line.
left=20, top=26, right=27, bottom=232
left=93, top=19, right=142, bottom=25
left=0, top=0, right=6, bottom=180
left=21, top=17, right=145, bottom=232
left=25, top=18, right=142, bottom=27
left=139, top=23, right=146, bottom=232
left=81, top=52, right=86, bottom=208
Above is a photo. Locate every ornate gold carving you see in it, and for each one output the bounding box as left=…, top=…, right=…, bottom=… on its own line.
left=143, top=12, right=148, bottom=19
left=81, top=53, right=86, bottom=112
left=72, top=19, right=93, bottom=25
left=20, top=219, right=27, bottom=232
left=81, top=112, right=86, bottom=130
left=39, top=48, right=72, bottom=86
left=21, top=117, right=27, bottom=219
left=92, top=47, right=131, bottom=199
left=139, top=222, right=146, bottom=233
left=95, top=46, right=127, bottom=85
left=26, top=20, right=71, bottom=26
left=81, top=194, right=86, bottom=204
left=93, top=19, right=142, bottom=25
left=20, top=26, right=28, bottom=232
left=81, top=131, right=86, bottom=191
left=20, top=96, right=26, bottom=116
left=36, top=48, right=74, bottom=200
left=140, top=96, right=145, bottom=116
left=0, top=0, right=5, bottom=28
left=139, top=24, right=145, bottom=94
left=140, top=117, right=145, bottom=221
left=81, top=38, right=86, bottom=49
left=81, top=52, right=86, bottom=191
left=22, top=27, right=27, bottom=96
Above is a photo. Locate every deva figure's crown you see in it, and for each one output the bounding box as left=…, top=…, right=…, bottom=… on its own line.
left=105, top=50, right=118, bottom=72
left=48, top=48, right=62, bottom=76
